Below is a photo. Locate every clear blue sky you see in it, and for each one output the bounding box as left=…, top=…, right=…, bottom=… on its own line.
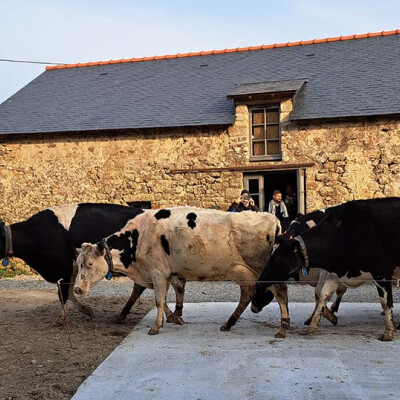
left=1, top=0, right=399, bottom=104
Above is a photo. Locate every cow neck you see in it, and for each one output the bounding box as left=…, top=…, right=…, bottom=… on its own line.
left=1, top=225, right=13, bottom=261
left=102, top=239, right=114, bottom=280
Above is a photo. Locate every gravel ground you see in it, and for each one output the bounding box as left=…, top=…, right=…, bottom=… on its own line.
left=1, top=276, right=400, bottom=304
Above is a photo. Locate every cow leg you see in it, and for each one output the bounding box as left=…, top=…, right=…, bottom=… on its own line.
left=329, top=283, right=347, bottom=314
left=172, top=275, right=186, bottom=317
left=220, top=266, right=257, bottom=331
left=304, top=293, right=320, bottom=326
left=115, top=283, right=146, bottom=323
left=166, top=275, right=185, bottom=325
left=148, top=275, right=168, bottom=335
left=375, top=279, right=395, bottom=341
left=304, top=272, right=325, bottom=325
left=268, top=283, right=290, bottom=338
left=307, top=277, right=339, bottom=334
left=220, top=284, right=255, bottom=331
left=305, top=271, right=338, bottom=327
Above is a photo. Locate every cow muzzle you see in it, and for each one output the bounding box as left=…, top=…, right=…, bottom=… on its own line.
left=73, top=286, right=84, bottom=295
left=251, top=304, right=260, bottom=313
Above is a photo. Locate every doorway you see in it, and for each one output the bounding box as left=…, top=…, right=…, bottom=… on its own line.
left=243, top=169, right=305, bottom=217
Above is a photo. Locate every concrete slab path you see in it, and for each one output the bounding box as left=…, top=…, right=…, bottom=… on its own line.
left=73, top=303, right=399, bottom=400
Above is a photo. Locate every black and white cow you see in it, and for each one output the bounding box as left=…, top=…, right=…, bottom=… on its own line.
left=74, top=207, right=289, bottom=336
left=0, top=203, right=183, bottom=322
left=252, top=197, right=400, bottom=341
left=284, top=209, right=348, bottom=329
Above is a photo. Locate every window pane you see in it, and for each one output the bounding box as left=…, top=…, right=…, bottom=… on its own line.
left=266, top=109, right=279, bottom=123
left=248, top=179, right=259, bottom=194
left=253, top=141, right=266, bottom=156
left=266, top=125, right=279, bottom=139
left=252, top=126, right=265, bottom=140
left=267, top=140, right=280, bottom=155
left=252, top=110, right=264, bottom=124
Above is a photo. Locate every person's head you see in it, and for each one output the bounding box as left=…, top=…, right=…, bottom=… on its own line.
left=240, top=189, right=251, bottom=202
left=286, top=186, right=293, bottom=196
left=272, top=190, right=282, bottom=203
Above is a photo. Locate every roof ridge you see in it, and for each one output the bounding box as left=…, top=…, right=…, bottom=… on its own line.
left=46, top=29, right=400, bottom=71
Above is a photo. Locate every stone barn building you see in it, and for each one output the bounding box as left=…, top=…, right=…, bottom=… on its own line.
left=1, top=30, right=400, bottom=222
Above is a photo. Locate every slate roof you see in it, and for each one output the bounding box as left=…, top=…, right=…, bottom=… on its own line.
left=1, top=31, right=400, bottom=135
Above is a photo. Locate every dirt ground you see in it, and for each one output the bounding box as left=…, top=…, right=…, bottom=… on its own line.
left=0, top=289, right=153, bottom=400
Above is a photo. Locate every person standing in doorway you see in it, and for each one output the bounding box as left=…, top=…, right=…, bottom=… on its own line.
left=228, top=189, right=259, bottom=212
left=268, top=189, right=289, bottom=230
left=284, top=185, right=296, bottom=221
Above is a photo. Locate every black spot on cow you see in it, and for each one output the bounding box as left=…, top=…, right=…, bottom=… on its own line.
left=131, top=229, right=139, bottom=262
left=160, top=235, right=170, bottom=255
left=107, top=229, right=139, bottom=269
left=155, top=209, right=171, bottom=220
left=186, top=212, right=197, bottom=229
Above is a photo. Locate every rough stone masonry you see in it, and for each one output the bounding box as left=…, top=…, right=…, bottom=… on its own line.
left=1, top=99, right=399, bottom=223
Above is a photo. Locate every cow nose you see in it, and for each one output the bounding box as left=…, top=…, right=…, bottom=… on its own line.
left=251, top=304, right=260, bottom=314
left=74, top=287, right=83, bottom=295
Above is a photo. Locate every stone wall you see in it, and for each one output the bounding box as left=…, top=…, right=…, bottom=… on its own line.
left=0, top=127, right=243, bottom=222
left=281, top=118, right=400, bottom=210
left=1, top=104, right=399, bottom=223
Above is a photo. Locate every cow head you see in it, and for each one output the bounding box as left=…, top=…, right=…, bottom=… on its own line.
left=251, top=237, right=306, bottom=313
left=74, top=242, right=108, bottom=295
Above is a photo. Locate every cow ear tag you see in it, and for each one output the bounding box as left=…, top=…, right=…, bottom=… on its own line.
left=105, top=271, right=112, bottom=280
left=301, top=267, right=308, bottom=277
left=2, top=258, right=10, bottom=267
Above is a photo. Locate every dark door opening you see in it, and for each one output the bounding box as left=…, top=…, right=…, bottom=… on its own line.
left=244, top=169, right=303, bottom=218
left=264, top=170, right=298, bottom=220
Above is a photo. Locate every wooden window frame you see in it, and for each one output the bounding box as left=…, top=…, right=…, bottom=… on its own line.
left=249, top=104, right=281, bottom=161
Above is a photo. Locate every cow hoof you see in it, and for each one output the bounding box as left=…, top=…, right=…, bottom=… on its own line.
left=330, top=315, right=338, bottom=326
left=220, top=324, right=231, bottom=332
left=148, top=327, right=160, bottom=335
left=324, top=313, right=338, bottom=326
left=166, top=315, right=184, bottom=325
left=378, top=334, right=393, bottom=341
left=303, top=317, right=312, bottom=326
left=274, top=330, right=287, bottom=339
left=306, top=327, right=318, bottom=335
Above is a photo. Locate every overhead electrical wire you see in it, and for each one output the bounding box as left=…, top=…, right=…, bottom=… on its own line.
left=0, top=58, right=65, bottom=65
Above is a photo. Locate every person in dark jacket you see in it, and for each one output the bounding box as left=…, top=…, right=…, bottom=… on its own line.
left=227, top=189, right=259, bottom=212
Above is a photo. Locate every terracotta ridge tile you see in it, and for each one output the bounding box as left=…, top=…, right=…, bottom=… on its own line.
left=45, top=29, right=400, bottom=70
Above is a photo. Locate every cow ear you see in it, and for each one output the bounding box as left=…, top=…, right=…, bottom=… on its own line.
left=96, top=241, right=106, bottom=257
